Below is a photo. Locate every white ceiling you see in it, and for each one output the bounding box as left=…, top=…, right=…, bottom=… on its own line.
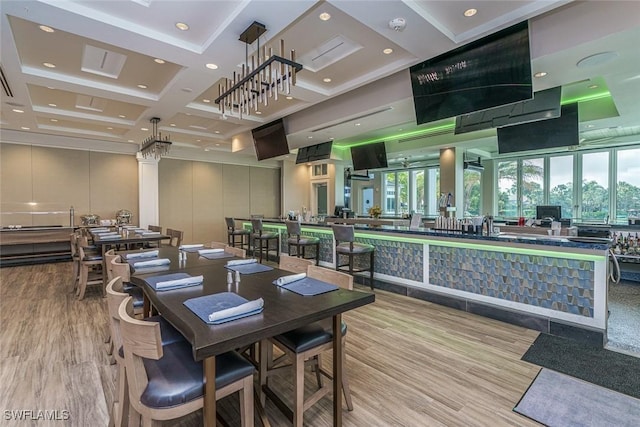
left=1, top=0, right=639, bottom=168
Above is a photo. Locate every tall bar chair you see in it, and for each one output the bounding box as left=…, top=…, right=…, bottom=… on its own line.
left=285, top=220, right=320, bottom=265
left=251, top=218, right=280, bottom=263
left=331, top=224, right=375, bottom=290
left=225, top=217, right=250, bottom=251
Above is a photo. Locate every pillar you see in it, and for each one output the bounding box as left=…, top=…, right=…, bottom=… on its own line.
left=137, top=153, right=159, bottom=228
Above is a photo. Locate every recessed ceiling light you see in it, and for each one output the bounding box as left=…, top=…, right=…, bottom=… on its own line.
left=47, top=87, right=55, bottom=90
left=255, top=111, right=262, bottom=115
left=107, top=127, right=113, bottom=130
left=154, top=58, right=165, bottom=64
left=588, top=84, right=599, bottom=89
left=196, top=139, right=201, bottom=142
left=48, top=103, right=57, bottom=107
left=170, top=123, right=176, bottom=127
left=118, top=114, right=125, bottom=118
left=464, top=8, right=477, bottom=17
left=308, top=136, right=313, bottom=139
left=214, top=131, right=220, bottom=134
left=128, top=139, right=134, bottom=143
left=203, top=99, right=211, bottom=103
left=534, top=71, right=547, bottom=78
left=43, top=62, right=56, bottom=68
left=204, top=148, right=210, bottom=152
left=323, top=78, right=332, bottom=83
left=329, top=137, right=334, bottom=140
left=383, top=48, right=393, bottom=55
left=21, top=127, right=30, bottom=130
left=175, top=22, right=189, bottom=31
left=319, top=12, right=331, bottom=21
left=50, top=118, right=58, bottom=122
left=12, top=109, right=24, bottom=113
left=587, top=124, right=595, bottom=128
left=205, top=63, right=218, bottom=70
left=137, top=84, right=148, bottom=89
left=215, top=143, right=220, bottom=146
left=39, top=25, right=54, bottom=33
left=182, top=88, right=193, bottom=93
left=355, top=123, right=361, bottom=126
left=141, top=127, right=148, bottom=131
left=286, top=96, right=293, bottom=100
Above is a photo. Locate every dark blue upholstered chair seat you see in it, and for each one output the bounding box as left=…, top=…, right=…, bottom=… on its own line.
left=287, top=236, right=320, bottom=245
left=252, top=231, right=278, bottom=240
left=336, top=242, right=374, bottom=254
left=274, top=320, right=347, bottom=353
left=82, top=253, right=103, bottom=261
left=140, top=343, right=254, bottom=408
left=230, top=229, right=250, bottom=236
left=123, top=284, right=144, bottom=309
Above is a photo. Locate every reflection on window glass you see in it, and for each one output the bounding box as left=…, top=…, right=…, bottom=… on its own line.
left=521, top=158, right=544, bottom=218
left=411, top=170, right=425, bottom=214
left=427, top=168, right=440, bottom=216
left=616, top=148, right=640, bottom=221
left=497, top=161, right=517, bottom=217
left=549, top=155, right=574, bottom=219
left=384, top=173, right=396, bottom=214
left=463, top=169, right=481, bottom=216
left=581, top=151, right=609, bottom=221
left=397, top=171, right=409, bottom=215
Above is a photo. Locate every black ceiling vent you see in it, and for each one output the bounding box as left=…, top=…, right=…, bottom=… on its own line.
left=0, top=65, right=13, bottom=98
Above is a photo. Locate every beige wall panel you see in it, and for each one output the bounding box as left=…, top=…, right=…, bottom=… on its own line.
left=250, top=168, right=280, bottom=218
left=222, top=164, right=251, bottom=218
left=89, top=151, right=139, bottom=224
left=281, top=162, right=310, bottom=216
left=158, top=158, right=194, bottom=243
left=0, top=144, right=34, bottom=226
left=31, top=146, right=90, bottom=226
left=192, top=162, right=225, bottom=244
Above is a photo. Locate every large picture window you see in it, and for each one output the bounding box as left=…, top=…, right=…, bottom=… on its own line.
left=616, top=147, right=640, bottom=222
left=581, top=151, right=609, bottom=221
left=549, top=155, right=574, bottom=219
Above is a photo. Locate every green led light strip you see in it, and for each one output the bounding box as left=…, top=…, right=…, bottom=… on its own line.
left=561, top=91, right=611, bottom=106
left=246, top=222, right=606, bottom=262
left=333, top=121, right=455, bottom=150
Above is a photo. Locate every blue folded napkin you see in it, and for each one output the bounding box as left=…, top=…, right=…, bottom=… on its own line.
left=124, top=250, right=159, bottom=260
left=200, top=251, right=235, bottom=260
left=183, top=292, right=264, bottom=324
left=144, top=273, right=203, bottom=291
left=179, top=244, right=204, bottom=252
left=272, top=275, right=339, bottom=296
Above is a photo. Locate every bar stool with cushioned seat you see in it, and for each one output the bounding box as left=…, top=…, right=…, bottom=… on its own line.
left=260, top=265, right=354, bottom=426
left=285, top=220, right=320, bottom=265
left=332, top=224, right=375, bottom=290
left=251, top=218, right=279, bottom=263
left=225, top=217, right=250, bottom=251
left=118, top=296, right=255, bottom=427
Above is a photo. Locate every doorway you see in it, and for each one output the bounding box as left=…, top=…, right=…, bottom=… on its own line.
left=361, top=187, right=373, bottom=215
left=313, top=182, right=328, bottom=216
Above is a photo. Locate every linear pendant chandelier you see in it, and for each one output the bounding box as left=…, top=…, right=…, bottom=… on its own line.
left=140, top=117, right=172, bottom=159
left=214, top=21, right=303, bottom=119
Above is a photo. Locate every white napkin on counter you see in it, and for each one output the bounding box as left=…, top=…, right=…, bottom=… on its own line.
left=198, top=248, right=224, bottom=255
left=275, top=273, right=306, bottom=287
left=226, top=258, right=257, bottom=266
left=208, top=298, right=264, bottom=323
left=155, top=275, right=204, bottom=290
left=179, top=244, right=203, bottom=249
left=134, top=258, right=171, bottom=268
left=125, top=250, right=159, bottom=259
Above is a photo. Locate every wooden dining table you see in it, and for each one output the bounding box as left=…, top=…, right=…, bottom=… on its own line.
left=125, top=246, right=375, bottom=427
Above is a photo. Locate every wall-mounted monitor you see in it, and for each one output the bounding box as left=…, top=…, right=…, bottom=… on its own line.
left=536, top=205, right=562, bottom=220
left=350, top=142, right=388, bottom=171
left=497, top=103, right=579, bottom=154
left=455, top=86, right=561, bottom=134
left=295, top=141, right=333, bottom=164
left=410, top=21, right=532, bottom=125
left=251, top=119, right=290, bottom=161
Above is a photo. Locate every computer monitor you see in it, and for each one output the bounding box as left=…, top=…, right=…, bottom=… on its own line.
left=536, top=205, right=562, bottom=221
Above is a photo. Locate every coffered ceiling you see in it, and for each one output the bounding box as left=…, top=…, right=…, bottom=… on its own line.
left=1, top=1, right=639, bottom=167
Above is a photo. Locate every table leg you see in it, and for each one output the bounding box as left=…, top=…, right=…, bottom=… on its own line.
left=101, top=244, right=108, bottom=296
left=204, top=356, right=216, bottom=427
left=333, top=313, right=342, bottom=427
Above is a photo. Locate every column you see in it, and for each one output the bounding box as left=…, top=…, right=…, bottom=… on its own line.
left=137, top=153, right=159, bottom=228
left=439, top=148, right=464, bottom=218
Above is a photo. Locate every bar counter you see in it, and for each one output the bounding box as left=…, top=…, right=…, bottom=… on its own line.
left=241, top=218, right=610, bottom=345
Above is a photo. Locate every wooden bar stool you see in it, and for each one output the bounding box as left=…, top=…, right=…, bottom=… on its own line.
left=285, top=220, right=320, bottom=265
left=331, top=224, right=375, bottom=290
left=251, top=218, right=279, bottom=263
left=225, top=217, right=250, bottom=251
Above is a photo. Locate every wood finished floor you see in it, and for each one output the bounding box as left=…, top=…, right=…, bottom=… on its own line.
left=0, top=262, right=542, bottom=426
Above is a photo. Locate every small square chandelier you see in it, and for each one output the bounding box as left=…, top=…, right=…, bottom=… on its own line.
left=140, top=117, right=172, bottom=159
left=214, top=21, right=303, bottom=119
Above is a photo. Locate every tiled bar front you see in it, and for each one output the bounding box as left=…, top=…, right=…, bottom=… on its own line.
left=242, top=221, right=609, bottom=343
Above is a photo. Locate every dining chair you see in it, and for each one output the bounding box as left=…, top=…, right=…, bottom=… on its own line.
left=104, top=249, right=118, bottom=281
left=225, top=217, right=250, bottom=251
left=118, top=296, right=255, bottom=427
left=278, top=254, right=314, bottom=274
left=261, top=265, right=354, bottom=426
left=285, top=220, right=320, bottom=265
left=69, top=232, right=81, bottom=293
left=76, top=243, right=103, bottom=300
left=165, top=228, right=184, bottom=247
left=332, top=224, right=375, bottom=290
left=224, top=245, right=246, bottom=259
left=106, top=277, right=190, bottom=427
left=148, top=225, right=162, bottom=233
left=251, top=218, right=279, bottom=263
left=110, top=256, right=146, bottom=316
left=145, top=225, right=162, bottom=248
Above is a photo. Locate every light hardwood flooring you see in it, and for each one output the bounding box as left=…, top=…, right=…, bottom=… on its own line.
left=0, top=262, right=542, bottom=426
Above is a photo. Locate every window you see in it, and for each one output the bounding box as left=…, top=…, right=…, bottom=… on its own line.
left=521, top=158, right=544, bottom=218
left=463, top=169, right=481, bottom=216
left=411, top=170, right=425, bottom=214
left=384, top=167, right=439, bottom=216
left=549, top=155, right=574, bottom=219
left=581, top=151, right=609, bottom=221
left=426, top=168, right=440, bottom=216
left=384, top=173, right=396, bottom=213
left=397, top=171, right=409, bottom=215
left=616, top=147, right=640, bottom=221
left=312, top=164, right=328, bottom=176
left=497, top=160, right=518, bottom=217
